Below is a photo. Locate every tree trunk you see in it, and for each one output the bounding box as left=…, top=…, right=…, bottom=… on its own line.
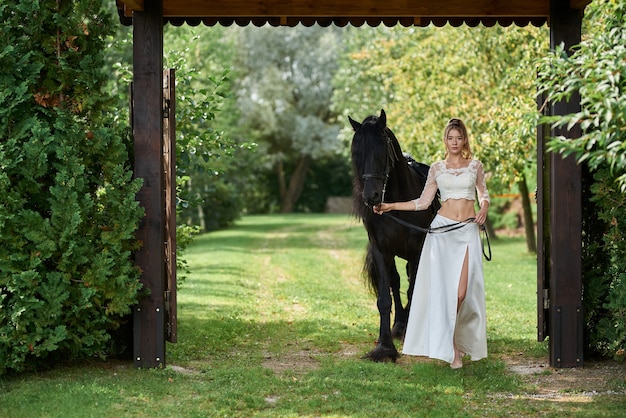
left=277, top=160, right=286, bottom=201
left=280, top=155, right=311, bottom=213
left=518, top=173, right=537, bottom=253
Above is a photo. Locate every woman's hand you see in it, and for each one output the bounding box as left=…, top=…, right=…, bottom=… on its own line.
left=373, top=203, right=393, bottom=214
left=474, top=206, right=488, bottom=225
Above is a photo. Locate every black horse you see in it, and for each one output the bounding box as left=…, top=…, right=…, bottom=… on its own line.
left=349, top=109, right=439, bottom=362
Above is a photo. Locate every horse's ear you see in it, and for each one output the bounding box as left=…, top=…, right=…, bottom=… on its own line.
left=378, top=109, right=387, bottom=128
left=348, top=116, right=361, bottom=132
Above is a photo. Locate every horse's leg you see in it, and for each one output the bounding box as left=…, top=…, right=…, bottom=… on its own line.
left=400, top=233, right=425, bottom=340
left=401, top=259, right=419, bottom=339
left=364, top=247, right=399, bottom=362
left=390, top=263, right=407, bottom=340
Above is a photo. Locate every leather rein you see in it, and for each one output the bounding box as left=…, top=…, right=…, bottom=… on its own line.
left=382, top=213, right=492, bottom=261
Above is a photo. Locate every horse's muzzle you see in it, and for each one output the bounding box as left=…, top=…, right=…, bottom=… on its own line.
left=362, top=192, right=382, bottom=209
left=361, top=173, right=386, bottom=209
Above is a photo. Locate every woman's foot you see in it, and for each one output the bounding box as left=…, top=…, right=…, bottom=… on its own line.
left=450, top=349, right=463, bottom=369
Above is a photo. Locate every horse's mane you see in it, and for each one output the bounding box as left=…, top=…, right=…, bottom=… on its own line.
left=350, top=115, right=406, bottom=220
left=351, top=116, right=384, bottom=219
left=350, top=113, right=434, bottom=221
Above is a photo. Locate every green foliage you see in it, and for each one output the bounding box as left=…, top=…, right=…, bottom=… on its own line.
left=538, top=0, right=626, bottom=191
left=173, top=63, right=241, bottom=231
left=160, top=27, right=251, bottom=231
left=105, top=23, right=242, bottom=241
left=582, top=167, right=626, bottom=359
left=0, top=0, right=143, bottom=374
left=332, top=24, right=544, bottom=251
left=537, top=0, right=626, bottom=359
left=333, top=24, right=546, bottom=192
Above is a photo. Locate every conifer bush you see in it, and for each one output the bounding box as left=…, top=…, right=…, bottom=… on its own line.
left=0, top=0, right=143, bottom=374
left=583, top=167, right=626, bottom=359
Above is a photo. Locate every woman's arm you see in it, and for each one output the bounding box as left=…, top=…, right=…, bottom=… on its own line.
left=374, top=163, right=439, bottom=214
left=474, top=160, right=490, bottom=225
left=374, top=200, right=419, bottom=214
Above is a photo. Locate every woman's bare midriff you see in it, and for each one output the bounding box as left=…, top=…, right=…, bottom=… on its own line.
left=438, top=198, right=477, bottom=221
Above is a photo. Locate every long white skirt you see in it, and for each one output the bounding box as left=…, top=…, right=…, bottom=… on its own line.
left=402, top=214, right=487, bottom=364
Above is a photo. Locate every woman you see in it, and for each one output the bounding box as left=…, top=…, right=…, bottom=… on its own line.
left=374, top=118, right=489, bottom=369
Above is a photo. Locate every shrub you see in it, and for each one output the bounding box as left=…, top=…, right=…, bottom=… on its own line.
left=0, top=0, right=143, bottom=374
left=582, top=167, right=626, bottom=359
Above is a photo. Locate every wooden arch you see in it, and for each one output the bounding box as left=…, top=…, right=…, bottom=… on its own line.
left=115, top=0, right=591, bottom=369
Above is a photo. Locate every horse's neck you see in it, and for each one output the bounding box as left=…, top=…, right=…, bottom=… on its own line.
left=387, top=162, right=422, bottom=201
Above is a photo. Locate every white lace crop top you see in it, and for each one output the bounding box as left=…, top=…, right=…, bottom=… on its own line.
left=412, top=159, right=490, bottom=211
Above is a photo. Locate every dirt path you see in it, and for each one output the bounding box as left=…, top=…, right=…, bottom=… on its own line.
left=261, top=342, right=625, bottom=402
left=507, top=357, right=626, bottom=400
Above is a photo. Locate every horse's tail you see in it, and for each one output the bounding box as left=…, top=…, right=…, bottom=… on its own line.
left=363, top=243, right=379, bottom=297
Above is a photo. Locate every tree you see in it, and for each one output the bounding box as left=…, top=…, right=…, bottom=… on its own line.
left=333, top=24, right=547, bottom=251
left=0, top=0, right=143, bottom=373
left=232, top=25, right=344, bottom=213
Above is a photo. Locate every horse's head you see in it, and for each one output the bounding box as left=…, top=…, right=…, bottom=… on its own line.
left=349, top=109, right=399, bottom=208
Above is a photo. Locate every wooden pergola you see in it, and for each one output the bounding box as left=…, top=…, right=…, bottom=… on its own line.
left=116, top=0, right=590, bottom=369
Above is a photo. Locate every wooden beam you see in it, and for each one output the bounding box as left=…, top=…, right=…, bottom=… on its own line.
left=132, top=0, right=165, bottom=369
left=547, top=0, right=583, bottom=369
left=159, top=0, right=551, bottom=17
left=118, top=0, right=144, bottom=11
left=537, top=92, right=550, bottom=344
left=163, top=69, right=177, bottom=344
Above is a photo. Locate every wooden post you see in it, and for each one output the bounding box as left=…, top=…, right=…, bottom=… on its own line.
left=132, top=0, right=165, bottom=368
left=163, top=69, right=178, bottom=343
left=537, top=91, right=550, bottom=344
left=545, top=0, right=584, bottom=368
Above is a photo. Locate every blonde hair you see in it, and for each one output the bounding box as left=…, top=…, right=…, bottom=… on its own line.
left=443, top=118, right=472, bottom=159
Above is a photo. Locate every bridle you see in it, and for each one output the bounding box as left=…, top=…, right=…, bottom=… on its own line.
left=361, top=128, right=399, bottom=206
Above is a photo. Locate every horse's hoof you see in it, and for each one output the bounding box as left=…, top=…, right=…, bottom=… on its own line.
left=391, top=323, right=407, bottom=340
left=362, top=346, right=400, bottom=363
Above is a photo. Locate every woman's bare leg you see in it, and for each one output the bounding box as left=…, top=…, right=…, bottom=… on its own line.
left=452, top=249, right=470, bottom=369
left=457, top=248, right=469, bottom=311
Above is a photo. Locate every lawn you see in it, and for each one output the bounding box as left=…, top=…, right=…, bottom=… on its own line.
left=0, top=214, right=624, bottom=417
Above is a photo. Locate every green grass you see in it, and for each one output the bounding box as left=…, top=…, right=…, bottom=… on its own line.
left=1, top=214, right=624, bottom=417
